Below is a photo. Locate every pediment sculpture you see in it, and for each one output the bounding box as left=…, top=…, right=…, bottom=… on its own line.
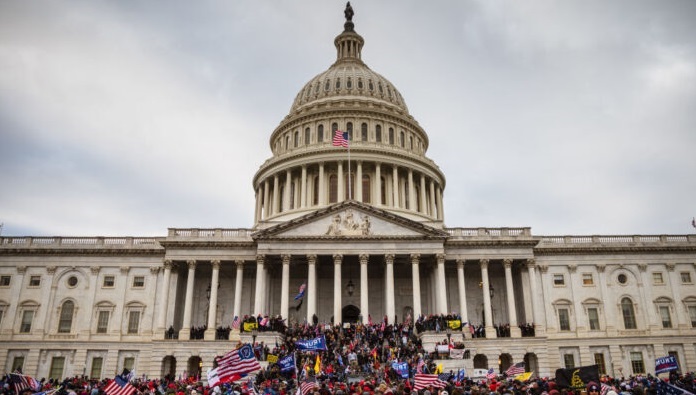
left=325, top=209, right=371, bottom=236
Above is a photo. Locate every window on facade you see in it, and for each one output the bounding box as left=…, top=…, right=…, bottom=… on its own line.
left=285, top=135, right=290, bottom=150
left=97, top=311, right=110, bottom=334
left=313, top=177, right=319, bottom=205
left=305, top=128, right=311, bottom=145
left=376, top=125, right=382, bottom=142
left=689, top=305, right=696, bottom=327
left=652, top=272, right=664, bottom=285
left=409, top=136, right=413, bottom=150
left=49, top=357, right=65, bottom=379
left=324, top=79, right=330, bottom=91
left=0, top=306, right=5, bottom=327
left=380, top=177, right=387, bottom=206
left=594, top=353, right=606, bottom=375
left=389, top=128, right=394, bottom=144
left=617, top=273, right=628, bottom=284
left=558, top=308, right=571, bottom=331
left=0, top=276, right=11, bottom=286
left=335, top=78, right=341, bottom=90
left=400, top=131, right=405, bottom=147
left=404, top=179, right=410, bottom=209
left=133, top=276, right=145, bottom=288
left=318, top=125, right=324, bottom=142
left=358, top=78, right=363, bottom=89
left=67, top=276, right=78, bottom=287
left=563, top=354, right=575, bottom=369
left=681, top=272, right=692, bottom=284
left=103, top=276, right=115, bottom=287
left=361, top=123, right=368, bottom=142
left=346, top=122, right=353, bottom=140
left=294, top=131, right=299, bottom=148
left=123, top=357, right=135, bottom=371
left=332, top=123, right=338, bottom=133
left=58, top=300, right=74, bottom=333
left=630, top=352, right=645, bottom=374
left=588, top=308, right=600, bottom=330
left=362, top=175, right=371, bottom=203
left=368, top=80, right=374, bottom=91
left=12, top=356, right=25, bottom=373
left=659, top=306, right=672, bottom=328
left=328, top=175, right=338, bottom=203
left=127, top=311, right=140, bottom=334
left=347, top=77, right=352, bottom=89
left=553, top=274, right=565, bottom=286
left=621, top=298, right=637, bottom=329
left=668, top=351, right=680, bottom=371
left=90, top=357, right=103, bottom=379
left=582, top=273, right=594, bottom=285
left=20, top=310, right=34, bottom=333
left=29, top=276, right=41, bottom=287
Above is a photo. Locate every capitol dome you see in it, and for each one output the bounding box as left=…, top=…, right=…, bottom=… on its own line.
left=253, top=3, right=446, bottom=228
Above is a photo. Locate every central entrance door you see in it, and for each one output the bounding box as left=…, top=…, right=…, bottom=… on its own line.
left=342, top=304, right=360, bottom=323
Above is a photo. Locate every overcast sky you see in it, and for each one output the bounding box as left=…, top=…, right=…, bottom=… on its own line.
left=1, top=1, right=695, bottom=237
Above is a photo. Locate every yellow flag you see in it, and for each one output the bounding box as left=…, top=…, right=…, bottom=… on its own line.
left=447, top=320, right=461, bottom=330
left=314, top=354, right=321, bottom=374
left=514, top=372, right=533, bottom=382
left=435, top=364, right=443, bottom=374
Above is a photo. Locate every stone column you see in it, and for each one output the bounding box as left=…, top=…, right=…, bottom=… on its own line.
left=205, top=260, right=221, bottom=340
left=637, top=264, right=658, bottom=330
left=360, top=254, right=370, bottom=324
left=436, top=187, right=444, bottom=220
left=392, top=166, right=399, bottom=208
left=527, top=259, right=543, bottom=333
left=411, top=254, right=422, bottom=319
left=595, top=264, right=613, bottom=334
left=283, top=169, right=292, bottom=211
left=429, top=181, right=437, bottom=218
left=307, top=255, right=317, bottom=322
left=408, top=169, right=415, bottom=211
left=480, top=259, right=496, bottom=338
left=156, top=260, right=173, bottom=338
left=263, top=179, right=270, bottom=219
left=319, top=163, right=325, bottom=205
left=333, top=254, right=343, bottom=324
left=254, top=187, right=262, bottom=223
left=231, top=260, right=244, bottom=340
left=436, top=254, right=448, bottom=314
left=301, top=165, right=308, bottom=208
left=419, top=174, right=427, bottom=214
left=385, top=254, right=396, bottom=324
left=280, top=255, right=291, bottom=320
left=356, top=161, right=363, bottom=202
left=456, top=259, right=469, bottom=336
left=254, top=255, right=265, bottom=314
left=375, top=163, right=381, bottom=206
left=179, top=260, right=196, bottom=339
left=504, top=259, right=521, bottom=337
left=666, top=263, right=687, bottom=328
left=338, top=161, right=344, bottom=201
left=273, top=174, right=280, bottom=215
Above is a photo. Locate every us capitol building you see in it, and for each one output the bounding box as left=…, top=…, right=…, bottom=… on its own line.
left=1, top=4, right=695, bottom=382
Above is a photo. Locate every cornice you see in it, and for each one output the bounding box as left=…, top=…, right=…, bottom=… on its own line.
left=158, top=241, right=256, bottom=249
left=445, top=239, right=541, bottom=249
left=0, top=248, right=165, bottom=257
left=534, top=245, right=696, bottom=255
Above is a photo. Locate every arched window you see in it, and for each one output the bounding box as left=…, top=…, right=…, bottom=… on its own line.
left=58, top=300, right=74, bottom=333
left=376, top=125, right=382, bottom=142
left=285, top=135, right=290, bottom=150
left=361, top=123, right=368, bottom=141
left=346, top=122, right=353, bottom=141
left=380, top=176, right=387, bottom=205
left=324, top=79, right=331, bottom=91
left=358, top=78, right=363, bottom=89
left=414, top=185, right=421, bottom=211
left=318, top=125, right=324, bottom=142
left=329, top=175, right=338, bottom=203
left=409, top=136, right=413, bottom=150
left=313, top=176, right=319, bottom=205
left=404, top=178, right=410, bottom=209
left=304, top=128, right=311, bottom=145
left=279, top=185, right=285, bottom=212
left=332, top=123, right=338, bottom=133
left=621, top=297, right=637, bottom=329
left=400, top=131, right=405, bottom=147
left=347, top=77, right=352, bottom=89
left=335, top=78, right=341, bottom=90
left=389, top=128, right=394, bottom=144
left=362, top=174, right=371, bottom=203
left=294, top=131, right=299, bottom=148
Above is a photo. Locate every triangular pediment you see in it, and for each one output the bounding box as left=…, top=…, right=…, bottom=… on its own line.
left=252, top=201, right=448, bottom=240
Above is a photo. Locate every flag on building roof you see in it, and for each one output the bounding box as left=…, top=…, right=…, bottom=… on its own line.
left=216, top=344, right=262, bottom=383
left=332, top=130, right=349, bottom=148
left=413, top=373, right=448, bottom=390
left=505, top=362, right=526, bottom=376
left=486, top=368, right=497, bottom=379
left=104, top=374, right=136, bottom=395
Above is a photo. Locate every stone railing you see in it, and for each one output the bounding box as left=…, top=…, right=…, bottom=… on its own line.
left=445, top=227, right=533, bottom=238
left=538, top=234, right=696, bottom=245
left=0, top=236, right=162, bottom=248
left=167, top=228, right=254, bottom=240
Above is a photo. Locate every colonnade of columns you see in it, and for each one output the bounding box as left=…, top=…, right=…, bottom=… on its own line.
left=156, top=256, right=540, bottom=340
left=254, top=161, right=445, bottom=223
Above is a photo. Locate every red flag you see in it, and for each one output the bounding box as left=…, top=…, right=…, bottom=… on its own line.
left=332, top=130, right=349, bottom=148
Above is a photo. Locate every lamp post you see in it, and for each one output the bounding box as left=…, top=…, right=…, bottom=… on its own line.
left=346, top=279, right=355, bottom=296
left=251, top=328, right=258, bottom=346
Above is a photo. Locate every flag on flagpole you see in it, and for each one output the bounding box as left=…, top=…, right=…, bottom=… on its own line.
left=486, top=368, right=497, bottom=379
left=505, top=362, right=526, bottom=376
left=332, top=130, right=349, bottom=148
left=294, top=284, right=306, bottom=300
left=104, top=375, right=136, bottom=395
left=299, top=378, right=317, bottom=395
left=231, top=316, right=241, bottom=330
left=216, top=344, right=262, bottom=383
left=8, top=373, right=40, bottom=393
left=413, top=373, right=448, bottom=390
left=314, top=354, right=321, bottom=374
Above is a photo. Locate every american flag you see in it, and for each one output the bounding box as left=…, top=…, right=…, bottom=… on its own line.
left=505, top=362, right=525, bottom=376
left=216, top=344, right=261, bottom=382
left=8, top=373, right=40, bottom=393
left=299, top=378, right=317, bottom=395
left=486, top=368, right=497, bottom=379
left=332, top=130, right=349, bottom=148
left=260, top=316, right=269, bottom=327
left=231, top=316, right=241, bottom=330
left=438, top=373, right=452, bottom=382
left=413, top=373, right=448, bottom=390
left=294, top=284, right=306, bottom=300
left=104, top=375, right=136, bottom=395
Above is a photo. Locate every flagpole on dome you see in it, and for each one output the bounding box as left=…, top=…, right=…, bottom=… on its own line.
left=348, top=130, right=352, bottom=200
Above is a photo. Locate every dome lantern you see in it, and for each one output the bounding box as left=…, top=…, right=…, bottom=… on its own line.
left=335, top=2, right=364, bottom=64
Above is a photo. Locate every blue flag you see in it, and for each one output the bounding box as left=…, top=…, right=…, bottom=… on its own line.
left=278, top=354, right=296, bottom=373
left=392, top=362, right=409, bottom=379
left=655, top=356, right=679, bottom=375
left=295, top=335, right=328, bottom=351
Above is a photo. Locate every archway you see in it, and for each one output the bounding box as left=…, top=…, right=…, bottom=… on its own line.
left=187, top=356, right=202, bottom=380
left=473, top=354, right=488, bottom=369
left=342, top=305, right=360, bottom=323
left=499, top=353, right=513, bottom=374
left=161, top=356, right=176, bottom=380
left=524, top=353, right=538, bottom=377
